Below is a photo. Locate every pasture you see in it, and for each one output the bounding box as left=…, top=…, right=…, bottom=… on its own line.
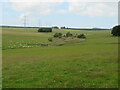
left=2, top=27, right=118, bottom=88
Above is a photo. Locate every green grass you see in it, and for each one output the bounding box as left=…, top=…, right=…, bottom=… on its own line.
left=0, top=27, right=2, bottom=89
left=2, top=28, right=118, bottom=88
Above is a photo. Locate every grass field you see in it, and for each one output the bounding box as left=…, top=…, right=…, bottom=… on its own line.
left=2, top=27, right=118, bottom=88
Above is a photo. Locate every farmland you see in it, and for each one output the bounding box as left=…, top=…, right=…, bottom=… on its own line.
left=2, top=27, right=118, bottom=88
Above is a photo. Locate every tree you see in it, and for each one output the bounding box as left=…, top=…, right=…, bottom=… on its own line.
left=111, top=25, right=120, bottom=36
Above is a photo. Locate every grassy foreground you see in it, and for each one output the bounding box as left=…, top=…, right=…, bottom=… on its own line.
left=2, top=28, right=118, bottom=88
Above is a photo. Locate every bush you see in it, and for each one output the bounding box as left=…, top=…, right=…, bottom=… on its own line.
left=66, top=32, right=73, bottom=37
left=53, top=33, right=62, bottom=38
left=48, top=38, right=53, bottom=42
left=111, top=25, right=120, bottom=36
left=38, top=28, right=52, bottom=32
left=77, top=34, right=86, bottom=39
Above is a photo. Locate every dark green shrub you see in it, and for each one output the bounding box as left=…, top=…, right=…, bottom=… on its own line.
left=48, top=38, right=53, bottom=42
left=38, top=28, right=52, bottom=32
left=111, top=25, right=120, bottom=36
left=77, top=34, right=86, bottom=38
left=53, top=33, right=62, bottom=38
left=66, top=32, right=73, bottom=37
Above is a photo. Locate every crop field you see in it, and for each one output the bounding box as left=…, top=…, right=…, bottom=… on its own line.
left=2, top=27, right=118, bottom=88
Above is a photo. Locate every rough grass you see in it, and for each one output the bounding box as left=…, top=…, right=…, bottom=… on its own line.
left=2, top=27, right=118, bottom=88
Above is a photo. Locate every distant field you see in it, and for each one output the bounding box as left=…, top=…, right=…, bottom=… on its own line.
left=2, top=27, right=118, bottom=88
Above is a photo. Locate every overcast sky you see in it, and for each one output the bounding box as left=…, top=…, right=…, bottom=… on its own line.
left=0, top=0, right=119, bottom=28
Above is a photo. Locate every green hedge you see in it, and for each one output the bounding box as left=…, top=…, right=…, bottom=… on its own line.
left=38, top=28, right=52, bottom=32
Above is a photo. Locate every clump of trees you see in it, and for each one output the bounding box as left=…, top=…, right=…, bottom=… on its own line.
left=53, top=32, right=86, bottom=39
left=48, top=32, right=86, bottom=44
left=38, top=28, right=52, bottom=32
left=111, top=25, right=120, bottom=36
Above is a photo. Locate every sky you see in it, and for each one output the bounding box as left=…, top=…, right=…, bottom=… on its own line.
left=0, top=0, right=119, bottom=28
